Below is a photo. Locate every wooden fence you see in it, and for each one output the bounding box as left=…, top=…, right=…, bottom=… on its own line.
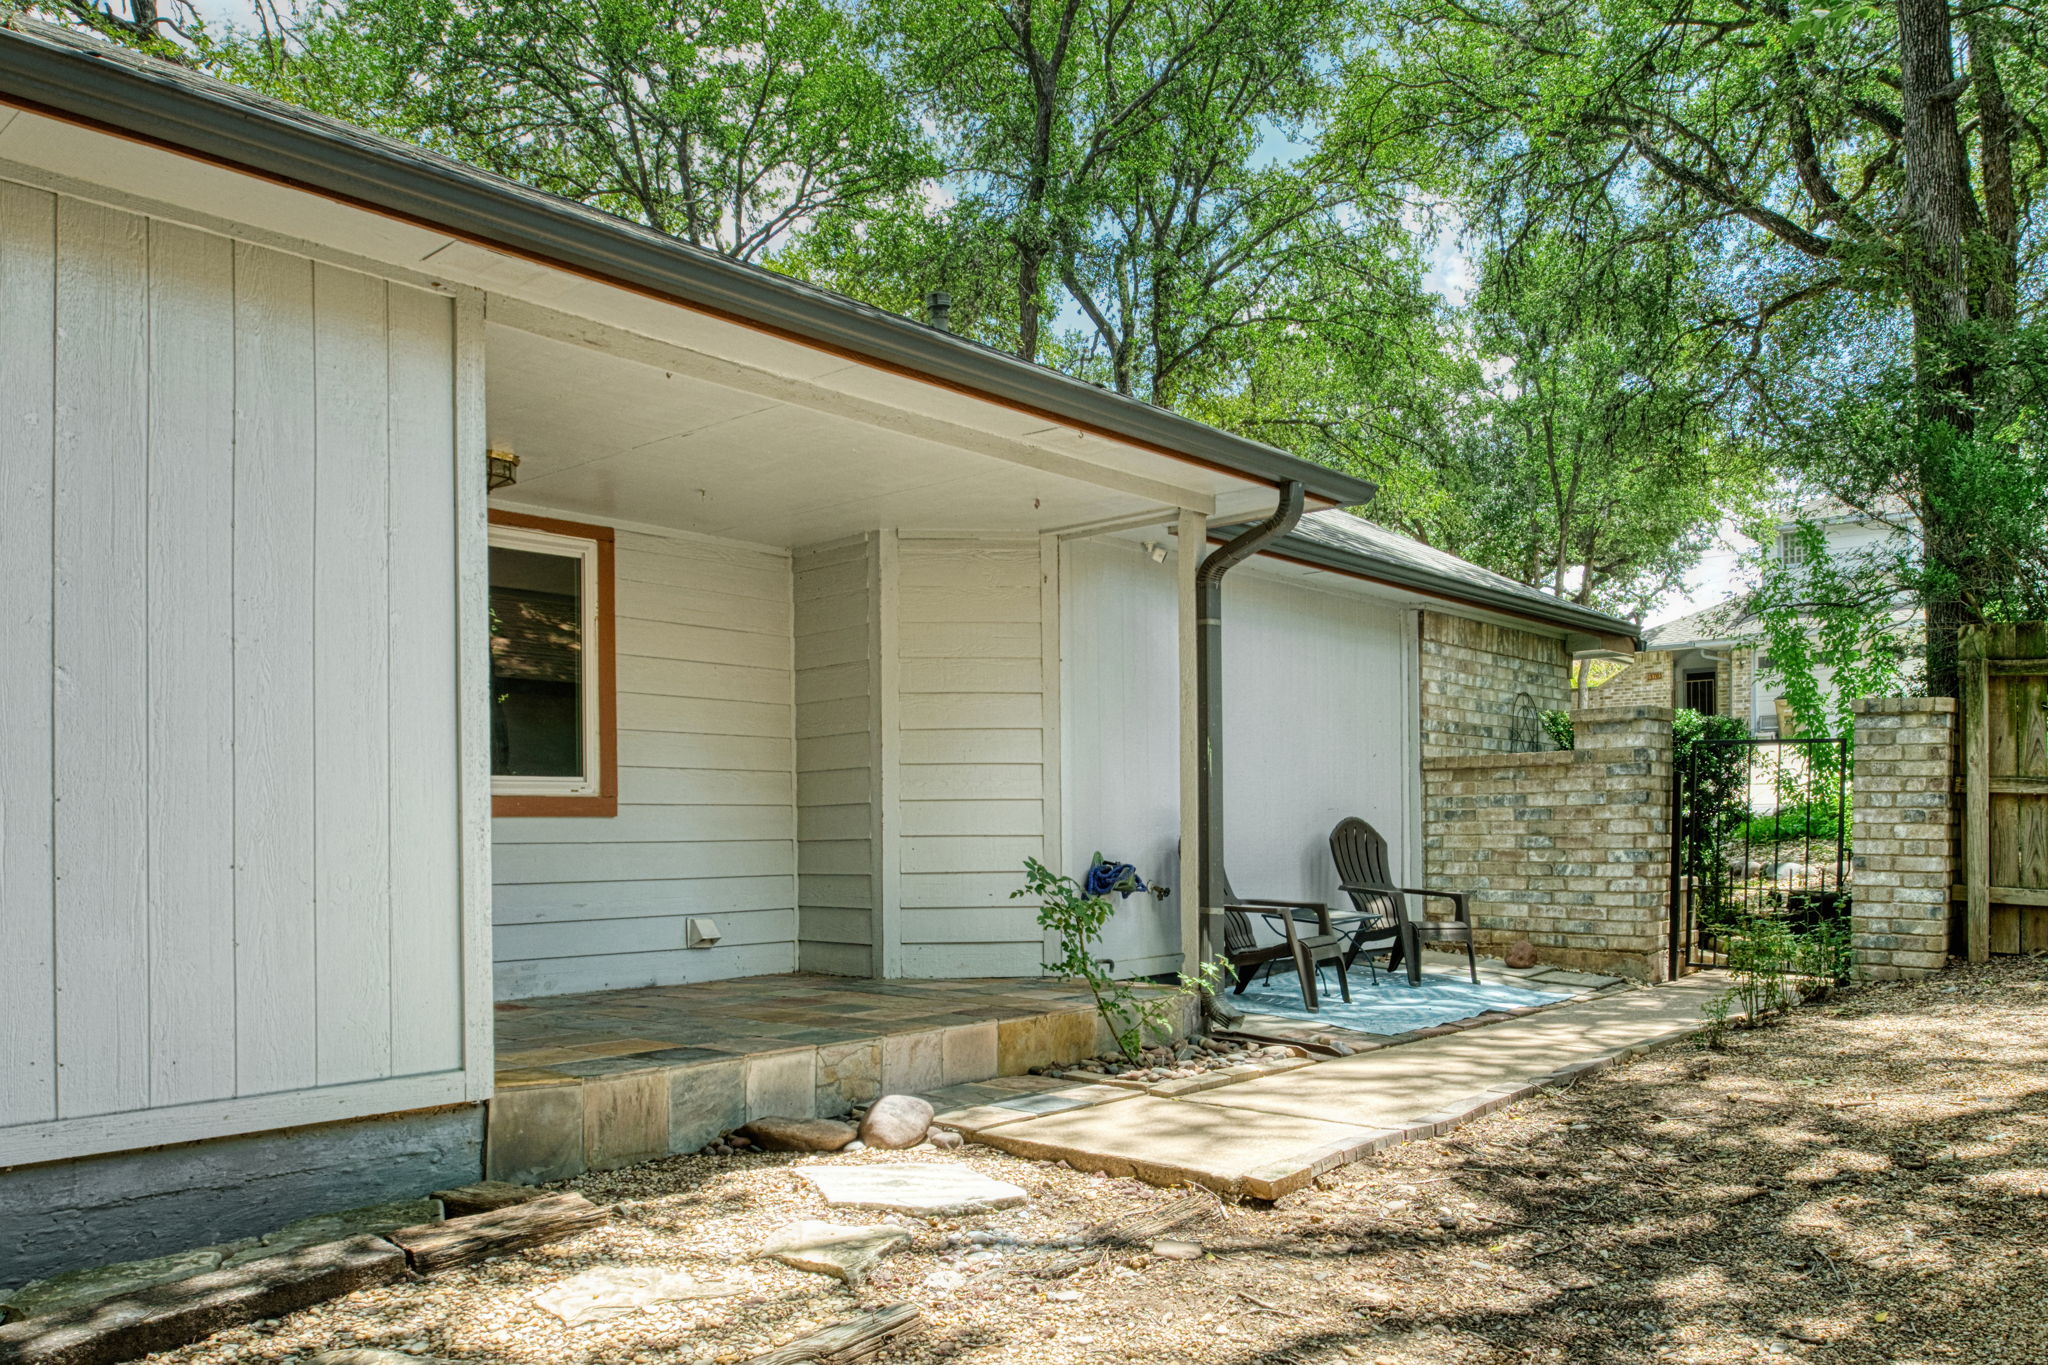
left=1959, top=624, right=2048, bottom=958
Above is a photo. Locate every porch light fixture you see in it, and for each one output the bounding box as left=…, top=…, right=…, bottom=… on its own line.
left=1145, top=541, right=1168, bottom=564
left=487, top=446, right=520, bottom=491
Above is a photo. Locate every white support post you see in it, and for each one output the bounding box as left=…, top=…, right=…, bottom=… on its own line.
left=1176, top=508, right=1207, bottom=974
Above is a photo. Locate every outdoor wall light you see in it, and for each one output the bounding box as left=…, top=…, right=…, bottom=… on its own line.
left=487, top=446, right=521, bottom=491
left=1145, top=541, right=1168, bottom=563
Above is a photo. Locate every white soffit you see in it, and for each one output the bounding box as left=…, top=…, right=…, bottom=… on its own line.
left=0, top=103, right=1270, bottom=521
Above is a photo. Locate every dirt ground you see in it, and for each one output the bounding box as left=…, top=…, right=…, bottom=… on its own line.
left=153, top=955, right=2048, bottom=1365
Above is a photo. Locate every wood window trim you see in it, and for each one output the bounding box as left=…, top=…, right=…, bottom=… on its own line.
left=489, top=509, right=618, bottom=817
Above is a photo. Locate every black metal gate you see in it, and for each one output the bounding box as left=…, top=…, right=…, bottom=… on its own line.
left=1669, top=735, right=1851, bottom=975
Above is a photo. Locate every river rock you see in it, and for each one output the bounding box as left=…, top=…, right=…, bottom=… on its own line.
left=858, top=1095, right=935, bottom=1150
left=1504, top=939, right=1539, bottom=969
left=741, top=1116, right=858, bottom=1152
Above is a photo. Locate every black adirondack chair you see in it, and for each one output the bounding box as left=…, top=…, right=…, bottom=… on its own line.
left=1329, top=816, right=1478, bottom=986
left=1216, top=866, right=1350, bottom=1012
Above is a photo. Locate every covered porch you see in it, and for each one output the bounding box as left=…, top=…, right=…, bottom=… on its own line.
left=485, top=974, right=1182, bottom=1182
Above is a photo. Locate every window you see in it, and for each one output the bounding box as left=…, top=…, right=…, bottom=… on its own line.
left=1682, top=669, right=1718, bottom=715
left=1776, top=529, right=1807, bottom=565
left=489, top=511, right=616, bottom=816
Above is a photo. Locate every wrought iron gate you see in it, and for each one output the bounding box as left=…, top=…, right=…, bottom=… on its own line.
left=1669, top=735, right=1851, bottom=975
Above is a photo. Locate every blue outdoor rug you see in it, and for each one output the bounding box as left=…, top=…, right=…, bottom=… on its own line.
left=1237, top=964, right=1570, bottom=1034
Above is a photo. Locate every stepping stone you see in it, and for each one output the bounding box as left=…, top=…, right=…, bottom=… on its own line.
left=532, top=1266, right=741, bottom=1325
left=800, top=1164, right=1029, bottom=1215
left=742, top=1116, right=858, bottom=1152
left=761, top=1222, right=912, bottom=1283
left=969, top=1095, right=1393, bottom=1201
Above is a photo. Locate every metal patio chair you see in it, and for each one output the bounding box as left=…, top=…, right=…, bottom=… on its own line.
left=1329, top=816, right=1477, bottom=987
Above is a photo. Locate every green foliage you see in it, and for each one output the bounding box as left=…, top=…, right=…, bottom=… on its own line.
left=1014, top=857, right=1226, bottom=1062
left=1706, top=914, right=1854, bottom=1036
left=1336, top=0, right=2048, bottom=691
left=1538, top=709, right=1574, bottom=752
left=211, top=0, right=937, bottom=262
left=1735, top=797, right=1848, bottom=849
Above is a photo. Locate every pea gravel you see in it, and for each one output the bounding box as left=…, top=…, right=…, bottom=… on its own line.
left=139, top=956, right=2048, bottom=1364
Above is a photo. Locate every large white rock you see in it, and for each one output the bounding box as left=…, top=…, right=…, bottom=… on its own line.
left=859, top=1095, right=935, bottom=1150
left=761, top=1221, right=912, bottom=1283
left=800, top=1164, right=1029, bottom=1215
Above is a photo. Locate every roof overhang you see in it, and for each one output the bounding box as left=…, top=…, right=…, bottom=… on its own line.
left=0, top=22, right=1374, bottom=513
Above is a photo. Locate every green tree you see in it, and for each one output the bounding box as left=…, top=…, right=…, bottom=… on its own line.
left=1340, top=0, right=2048, bottom=690
left=215, top=0, right=937, bottom=262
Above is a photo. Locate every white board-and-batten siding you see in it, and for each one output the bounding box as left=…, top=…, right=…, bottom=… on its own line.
left=490, top=526, right=799, bottom=998
left=0, top=181, right=470, bottom=1166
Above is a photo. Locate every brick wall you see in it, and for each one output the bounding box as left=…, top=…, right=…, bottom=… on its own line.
left=1423, top=707, right=1674, bottom=980
left=1589, top=651, right=1674, bottom=710
left=1727, top=649, right=1758, bottom=729
left=1419, top=612, right=1572, bottom=758
left=1850, top=697, right=1956, bottom=980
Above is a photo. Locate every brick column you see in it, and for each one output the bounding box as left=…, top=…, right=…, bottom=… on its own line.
left=1850, top=697, right=1957, bottom=980
left=1423, top=705, right=1674, bottom=980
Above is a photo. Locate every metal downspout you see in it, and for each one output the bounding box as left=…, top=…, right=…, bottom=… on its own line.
left=1195, top=481, right=1306, bottom=962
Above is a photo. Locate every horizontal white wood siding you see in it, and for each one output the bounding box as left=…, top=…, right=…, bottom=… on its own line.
left=0, top=182, right=466, bottom=1165
left=793, top=536, right=879, bottom=976
left=895, top=539, right=1047, bottom=977
left=1062, top=544, right=1420, bottom=965
left=491, top=526, right=798, bottom=997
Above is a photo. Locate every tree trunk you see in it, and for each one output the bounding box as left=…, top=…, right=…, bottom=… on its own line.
left=1895, top=0, right=1990, bottom=697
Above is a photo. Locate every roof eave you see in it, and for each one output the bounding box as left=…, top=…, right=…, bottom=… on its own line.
left=1258, top=528, right=1642, bottom=644
left=0, top=24, right=1375, bottom=509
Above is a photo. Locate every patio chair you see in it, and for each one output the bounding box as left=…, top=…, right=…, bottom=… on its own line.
left=1216, top=866, right=1351, bottom=1013
left=1329, top=817, right=1478, bottom=987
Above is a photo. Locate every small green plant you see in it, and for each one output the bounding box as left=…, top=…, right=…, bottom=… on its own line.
left=1705, top=913, right=1853, bottom=1030
left=1539, top=708, right=1575, bottom=751
left=1014, top=856, right=1229, bottom=1062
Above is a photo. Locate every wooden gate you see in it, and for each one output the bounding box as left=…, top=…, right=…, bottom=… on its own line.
left=1959, top=624, right=2048, bottom=958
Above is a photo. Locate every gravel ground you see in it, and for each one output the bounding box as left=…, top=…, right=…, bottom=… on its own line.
left=147, top=956, right=2047, bottom=1365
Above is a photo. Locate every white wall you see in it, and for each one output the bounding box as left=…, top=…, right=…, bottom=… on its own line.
left=0, top=180, right=470, bottom=1165
left=491, top=525, right=798, bottom=998
left=1059, top=538, right=1184, bottom=975
left=1062, top=540, right=1420, bottom=971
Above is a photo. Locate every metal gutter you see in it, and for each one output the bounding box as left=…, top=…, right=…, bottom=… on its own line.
left=0, top=21, right=1376, bottom=510
left=1195, top=481, right=1306, bottom=960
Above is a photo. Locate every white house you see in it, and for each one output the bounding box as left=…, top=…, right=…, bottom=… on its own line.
left=0, top=21, right=1636, bottom=1290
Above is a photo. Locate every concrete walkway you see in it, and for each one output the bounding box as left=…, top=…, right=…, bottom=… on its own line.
left=936, top=972, right=1732, bottom=1200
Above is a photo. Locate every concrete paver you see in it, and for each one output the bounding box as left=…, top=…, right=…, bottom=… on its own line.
left=965, top=973, right=1730, bottom=1199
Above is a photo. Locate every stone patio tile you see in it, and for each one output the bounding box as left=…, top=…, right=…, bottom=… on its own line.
left=564, top=1036, right=691, bottom=1057
left=746, top=1048, right=817, bottom=1120
left=670, top=1058, right=747, bottom=1153
left=996, top=1008, right=1099, bottom=1073
left=881, top=1028, right=946, bottom=1094
left=940, top=1022, right=998, bottom=1086
left=1524, top=969, right=1620, bottom=988
left=494, top=1067, right=578, bottom=1089
left=584, top=1070, right=669, bottom=1171
left=549, top=1055, right=672, bottom=1080
left=816, top=1040, right=882, bottom=1116
left=487, top=1083, right=586, bottom=1184
left=969, top=1096, right=1391, bottom=1200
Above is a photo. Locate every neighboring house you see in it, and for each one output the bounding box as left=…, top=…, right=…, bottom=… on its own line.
left=0, top=23, right=1636, bottom=1287
left=1588, top=500, right=1920, bottom=732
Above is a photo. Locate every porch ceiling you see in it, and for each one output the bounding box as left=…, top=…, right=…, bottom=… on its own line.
left=484, top=320, right=1261, bottom=547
